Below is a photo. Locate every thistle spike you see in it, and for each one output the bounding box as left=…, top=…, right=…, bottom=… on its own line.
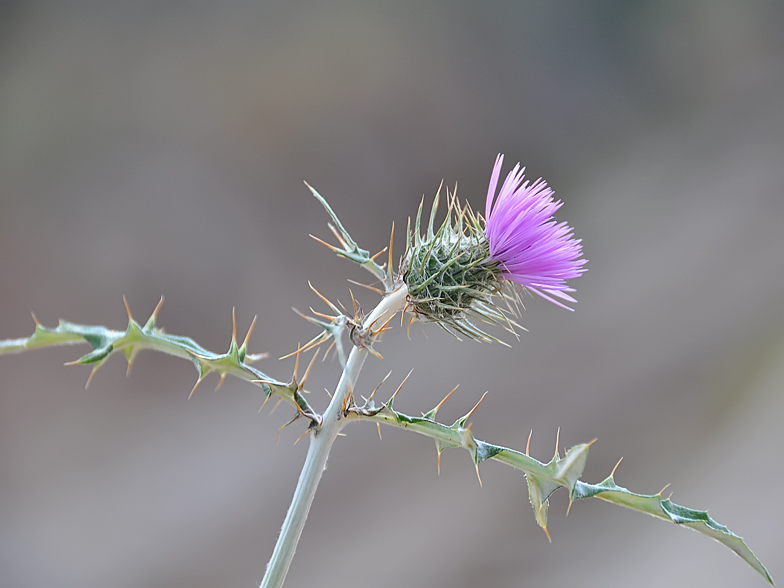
left=553, top=427, right=561, bottom=460
left=369, top=371, right=393, bottom=402
left=298, top=349, right=320, bottom=391
left=376, top=423, right=382, bottom=441
left=658, top=483, right=672, bottom=497
left=526, top=429, right=533, bottom=456
left=370, top=313, right=395, bottom=337
left=414, top=195, right=425, bottom=248
left=423, top=384, right=458, bottom=421
left=347, top=279, right=384, bottom=295
left=475, top=463, right=483, bottom=487
left=323, top=339, right=337, bottom=361
left=308, top=281, right=343, bottom=316
left=293, top=428, right=311, bottom=445
left=459, top=391, right=488, bottom=425
left=291, top=344, right=302, bottom=384
left=541, top=524, right=552, bottom=543
left=349, top=289, right=359, bottom=321
left=143, top=296, right=165, bottom=331
left=309, top=233, right=342, bottom=254
left=214, top=372, right=227, bottom=391
left=85, top=364, right=100, bottom=389
left=387, top=221, right=395, bottom=285
left=610, top=456, right=624, bottom=479
left=123, top=296, right=134, bottom=323
left=258, top=393, right=272, bottom=413
left=426, top=182, right=442, bottom=240
left=387, top=368, right=414, bottom=407
left=269, top=397, right=283, bottom=416
left=369, top=247, right=387, bottom=262
left=189, top=376, right=206, bottom=399
left=366, top=347, right=384, bottom=361
left=327, top=222, right=350, bottom=251
left=231, top=307, right=237, bottom=345
left=241, top=315, right=257, bottom=351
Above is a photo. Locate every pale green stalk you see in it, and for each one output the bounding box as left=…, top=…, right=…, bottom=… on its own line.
left=259, top=285, right=409, bottom=588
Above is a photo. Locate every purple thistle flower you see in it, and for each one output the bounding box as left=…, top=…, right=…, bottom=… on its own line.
left=485, top=154, right=587, bottom=310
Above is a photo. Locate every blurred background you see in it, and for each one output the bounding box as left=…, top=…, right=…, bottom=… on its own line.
left=1, top=1, right=783, bottom=587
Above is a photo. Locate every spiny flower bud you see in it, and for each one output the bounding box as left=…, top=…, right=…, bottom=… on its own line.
left=400, top=155, right=586, bottom=341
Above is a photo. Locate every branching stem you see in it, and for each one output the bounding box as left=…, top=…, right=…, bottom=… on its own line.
left=259, top=285, right=409, bottom=588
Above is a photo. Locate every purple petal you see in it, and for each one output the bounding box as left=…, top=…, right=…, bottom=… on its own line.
left=485, top=155, right=587, bottom=308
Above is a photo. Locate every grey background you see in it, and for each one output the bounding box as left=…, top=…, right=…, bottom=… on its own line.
left=1, top=1, right=783, bottom=587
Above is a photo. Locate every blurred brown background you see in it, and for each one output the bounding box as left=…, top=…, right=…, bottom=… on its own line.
left=1, top=1, right=783, bottom=587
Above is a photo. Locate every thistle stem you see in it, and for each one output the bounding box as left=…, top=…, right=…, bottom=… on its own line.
left=259, top=285, right=408, bottom=588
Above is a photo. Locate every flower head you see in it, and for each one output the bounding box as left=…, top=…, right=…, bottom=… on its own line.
left=485, top=154, right=586, bottom=309
left=400, top=154, right=586, bottom=341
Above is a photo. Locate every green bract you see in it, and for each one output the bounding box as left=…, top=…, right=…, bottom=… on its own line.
left=400, top=188, right=520, bottom=343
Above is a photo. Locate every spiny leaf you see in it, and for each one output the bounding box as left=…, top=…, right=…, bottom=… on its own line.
left=0, top=301, right=307, bottom=418
left=345, top=401, right=772, bottom=584
left=306, top=182, right=391, bottom=289
left=573, top=477, right=773, bottom=584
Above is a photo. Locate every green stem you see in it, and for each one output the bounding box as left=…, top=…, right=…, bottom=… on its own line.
left=259, top=285, right=408, bottom=588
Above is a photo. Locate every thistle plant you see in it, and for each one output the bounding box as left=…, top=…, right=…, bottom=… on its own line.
left=0, top=155, right=772, bottom=587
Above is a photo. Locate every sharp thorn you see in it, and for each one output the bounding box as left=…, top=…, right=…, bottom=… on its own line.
left=258, top=393, right=272, bottom=413
left=294, top=429, right=310, bottom=445
left=367, top=347, right=384, bottom=361
left=349, top=289, right=358, bottom=319
left=369, top=246, right=387, bottom=261
left=370, top=312, right=395, bottom=337
left=309, top=234, right=341, bottom=253
left=437, top=451, right=442, bottom=476
left=610, top=456, right=623, bottom=479
left=31, top=311, right=41, bottom=326
left=327, top=222, right=350, bottom=250
left=542, top=525, right=552, bottom=543
left=463, top=391, right=488, bottom=422
left=214, top=372, right=227, bottom=392
left=299, top=349, right=320, bottom=390
left=431, top=385, right=459, bottom=419
left=85, top=365, right=99, bottom=389
left=475, top=463, right=483, bottom=488
left=346, top=279, right=383, bottom=294
left=376, top=423, right=382, bottom=441
left=308, top=281, right=342, bottom=315
left=150, top=296, right=165, bottom=323
left=387, top=221, right=395, bottom=281
left=566, top=500, right=574, bottom=517
left=242, top=315, right=258, bottom=349
left=123, top=295, right=133, bottom=322
left=554, top=427, right=561, bottom=460
left=280, top=345, right=304, bottom=360
left=292, top=344, right=302, bottom=384
left=269, top=397, right=283, bottom=416
left=390, top=368, right=414, bottom=403
left=369, top=370, right=393, bottom=401
left=189, top=377, right=205, bottom=399
left=324, top=339, right=337, bottom=361
left=526, top=429, right=533, bottom=456
left=658, top=483, right=671, bottom=497
left=231, top=307, right=237, bottom=344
